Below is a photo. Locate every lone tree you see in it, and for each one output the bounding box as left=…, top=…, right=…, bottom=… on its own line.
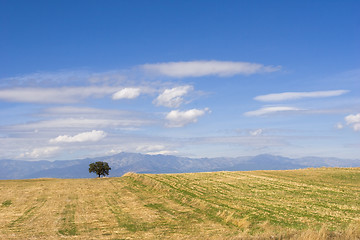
left=89, top=161, right=111, bottom=178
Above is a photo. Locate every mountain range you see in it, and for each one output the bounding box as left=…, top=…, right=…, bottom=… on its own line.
left=0, top=152, right=359, bottom=180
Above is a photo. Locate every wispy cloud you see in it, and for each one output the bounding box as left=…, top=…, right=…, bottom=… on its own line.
left=41, top=106, right=140, bottom=118
left=0, top=105, right=156, bottom=159
left=345, top=113, right=360, bottom=131
left=254, top=90, right=349, bottom=102
left=244, top=106, right=302, bottom=116
left=5, top=106, right=154, bottom=134
left=142, top=60, right=281, bottom=78
left=112, top=88, right=141, bottom=100
left=191, top=135, right=288, bottom=148
left=0, top=86, right=119, bottom=103
left=50, top=130, right=107, bottom=143
left=0, top=70, right=132, bottom=88
left=165, top=108, right=210, bottom=127
left=15, top=118, right=146, bottom=131
left=153, top=85, right=193, bottom=108
left=0, top=70, right=91, bottom=87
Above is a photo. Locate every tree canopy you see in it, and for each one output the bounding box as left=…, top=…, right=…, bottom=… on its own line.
left=89, top=161, right=111, bottom=178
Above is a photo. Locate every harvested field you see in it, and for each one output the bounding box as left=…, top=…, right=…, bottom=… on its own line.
left=0, top=168, right=359, bottom=239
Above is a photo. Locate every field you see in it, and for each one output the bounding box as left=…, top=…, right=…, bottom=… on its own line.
left=0, top=168, right=359, bottom=239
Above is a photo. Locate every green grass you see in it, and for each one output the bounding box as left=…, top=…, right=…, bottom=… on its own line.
left=0, top=168, right=359, bottom=239
left=58, top=195, right=78, bottom=236
left=1, top=200, right=12, bottom=207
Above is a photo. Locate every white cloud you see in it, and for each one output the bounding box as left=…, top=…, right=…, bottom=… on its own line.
left=250, top=129, right=263, bottom=136
left=336, top=123, right=344, bottom=129
left=345, top=113, right=360, bottom=131
left=106, top=149, right=123, bottom=155
left=345, top=113, right=360, bottom=124
left=135, top=144, right=178, bottom=155
left=254, top=90, right=349, bottom=102
left=146, top=150, right=178, bottom=155
left=136, top=145, right=166, bottom=152
left=165, top=108, right=210, bottom=127
left=0, top=86, right=118, bottom=103
left=142, top=60, right=281, bottom=78
left=112, top=88, right=141, bottom=100
left=19, top=146, right=60, bottom=159
left=244, top=106, right=302, bottom=116
left=50, top=130, right=107, bottom=143
left=153, top=85, right=193, bottom=108
left=352, top=124, right=360, bottom=131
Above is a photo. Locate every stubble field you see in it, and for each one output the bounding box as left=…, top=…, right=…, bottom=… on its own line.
left=0, top=168, right=359, bottom=239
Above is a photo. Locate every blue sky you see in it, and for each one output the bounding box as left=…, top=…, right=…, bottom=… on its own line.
left=0, top=0, right=359, bottom=160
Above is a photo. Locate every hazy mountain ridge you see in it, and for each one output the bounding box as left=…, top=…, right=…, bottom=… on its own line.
left=0, top=153, right=359, bottom=180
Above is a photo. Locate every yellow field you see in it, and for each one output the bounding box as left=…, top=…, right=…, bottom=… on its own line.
left=0, top=168, right=359, bottom=239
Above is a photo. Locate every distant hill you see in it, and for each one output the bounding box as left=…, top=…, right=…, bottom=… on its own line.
left=0, top=152, right=359, bottom=180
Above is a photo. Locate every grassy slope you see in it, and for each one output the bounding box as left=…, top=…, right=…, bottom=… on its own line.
left=0, top=168, right=359, bottom=239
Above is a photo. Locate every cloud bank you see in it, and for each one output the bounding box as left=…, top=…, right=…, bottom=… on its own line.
left=19, top=146, right=60, bottom=159
left=50, top=130, right=107, bottom=143
left=255, top=90, right=349, bottom=102
left=142, top=60, right=281, bottom=78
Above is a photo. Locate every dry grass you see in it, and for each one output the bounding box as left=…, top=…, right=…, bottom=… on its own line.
left=0, top=168, right=359, bottom=239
